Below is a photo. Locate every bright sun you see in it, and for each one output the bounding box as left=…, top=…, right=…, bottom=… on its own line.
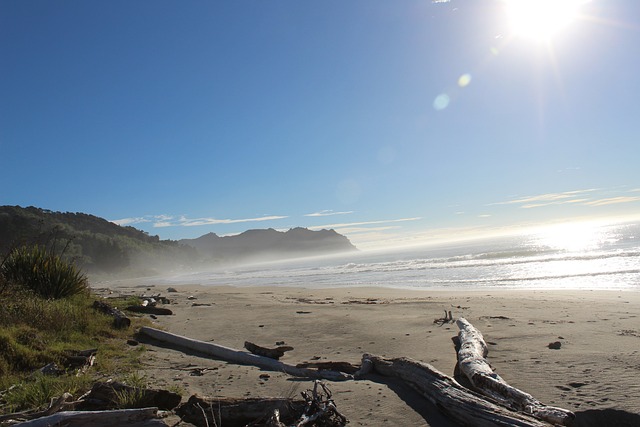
left=505, top=0, right=586, bottom=41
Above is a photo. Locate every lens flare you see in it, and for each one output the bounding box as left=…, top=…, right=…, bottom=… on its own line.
left=458, top=74, right=472, bottom=87
left=433, top=94, right=450, bottom=110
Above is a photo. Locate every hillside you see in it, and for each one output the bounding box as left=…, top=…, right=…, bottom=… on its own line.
left=179, top=227, right=358, bottom=262
left=0, top=206, right=358, bottom=276
left=0, top=206, right=196, bottom=276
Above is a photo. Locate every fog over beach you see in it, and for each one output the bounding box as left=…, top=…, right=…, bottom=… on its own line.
left=99, top=219, right=640, bottom=426
left=106, top=219, right=640, bottom=292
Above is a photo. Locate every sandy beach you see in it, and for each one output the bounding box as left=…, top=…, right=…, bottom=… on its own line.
left=97, top=283, right=640, bottom=426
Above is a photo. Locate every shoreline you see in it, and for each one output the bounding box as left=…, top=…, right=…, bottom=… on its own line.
left=98, top=284, right=640, bottom=426
left=93, top=275, right=640, bottom=292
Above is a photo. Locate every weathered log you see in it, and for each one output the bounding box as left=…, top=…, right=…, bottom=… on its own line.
left=358, top=353, right=553, bottom=427
left=126, top=305, right=173, bottom=315
left=175, top=395, right=306, bottom=427
left=74, top=381, right=181, bottom=411
left=93, top=300, right=131, bottom=328
left=244, top=341, right=294, bottom=360
left=176, top=381, right=346, bottom=427
left=139, top=327, right=351, bottom=381
left=296, top=361, right=360, bottom=375
left=456, top=318, right=575, bottom=426
left=12, top=407, right=163, bottom=427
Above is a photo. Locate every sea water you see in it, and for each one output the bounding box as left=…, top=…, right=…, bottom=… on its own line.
left=158, top=220, right=640, bottom=291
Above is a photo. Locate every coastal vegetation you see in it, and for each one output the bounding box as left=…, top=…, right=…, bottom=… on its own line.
left=0, top=205, right=197, bottom=277
left=0, top=244, right=150, bottom=415
left=2, top=245, right=89, bottom=299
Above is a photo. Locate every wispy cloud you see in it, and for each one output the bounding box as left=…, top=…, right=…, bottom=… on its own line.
left=304, top=210, right=354, bottom=217
left=308, top=217, right=422, bottom=231
left=520, top=198, right=591, bottom=209
left=491, top=189, right=597, bottom=207
left=491, top=188, right=640, bottom=210
left=112, top=214, right=288, bottom=228
left=111, top=214, right=173, bottom=226
left=111, top=217, right=151, bottom=226
left=583, top=196, right=640, bottom=207
left=155, top=215, right=289, bottom=227
left=328, top=225, right=402, bottom=234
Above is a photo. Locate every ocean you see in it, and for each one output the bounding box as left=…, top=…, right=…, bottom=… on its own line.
left=156, top=220, right=640, bottom=291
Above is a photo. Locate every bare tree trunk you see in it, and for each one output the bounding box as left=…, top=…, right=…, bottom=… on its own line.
left=456, top=318, right=575, bottom=426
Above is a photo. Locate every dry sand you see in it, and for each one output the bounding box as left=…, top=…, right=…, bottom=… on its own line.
left=96, top=283, right=640, bottom=426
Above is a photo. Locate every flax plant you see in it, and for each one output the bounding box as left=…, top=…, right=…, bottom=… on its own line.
left=1, top=245, right=88, bottom=299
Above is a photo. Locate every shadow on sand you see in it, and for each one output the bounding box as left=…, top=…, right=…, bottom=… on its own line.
left=364, top=374, right=459, bottom=427
left=574, top=408, right=640, bottom=427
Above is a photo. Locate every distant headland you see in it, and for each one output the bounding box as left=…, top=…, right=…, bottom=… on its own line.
left=0, top=205, right=358, bottom=277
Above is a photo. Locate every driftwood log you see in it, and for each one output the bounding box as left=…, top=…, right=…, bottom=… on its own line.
left=175, top=395, right=306, bottom=427
left=92, top=300, right=130, bottom=328
left=176, top=381, right=346, bottom=427
left=357, top=354, right=553, bottom=427
left=12, top=407, right=163, bottom=427
left=75, top=381, right=181, bottom=411
left=244, top=341, right=294, bottom=360
left=0, top=393, right=73, bottom=424
left=139, top=327, right=352, bottom=381
left=296, top=361, right=360, bottom=375
left=126, top=305, right=173, bottom=315
left=456, top=318, right=575, bottom=426
left=139, top=324, right=574, bottom=427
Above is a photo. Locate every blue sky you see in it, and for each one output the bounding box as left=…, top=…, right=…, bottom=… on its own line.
left=2, top=0, right=640, bottom=249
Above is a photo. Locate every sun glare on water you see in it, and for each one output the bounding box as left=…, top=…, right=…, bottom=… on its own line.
left=531, top=221, right=611, bottom=253
left=505, top=0, right=587, bottom=41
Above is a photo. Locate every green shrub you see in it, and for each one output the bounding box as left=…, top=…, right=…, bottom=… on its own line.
left=1, top=245, right=88, bottom=299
